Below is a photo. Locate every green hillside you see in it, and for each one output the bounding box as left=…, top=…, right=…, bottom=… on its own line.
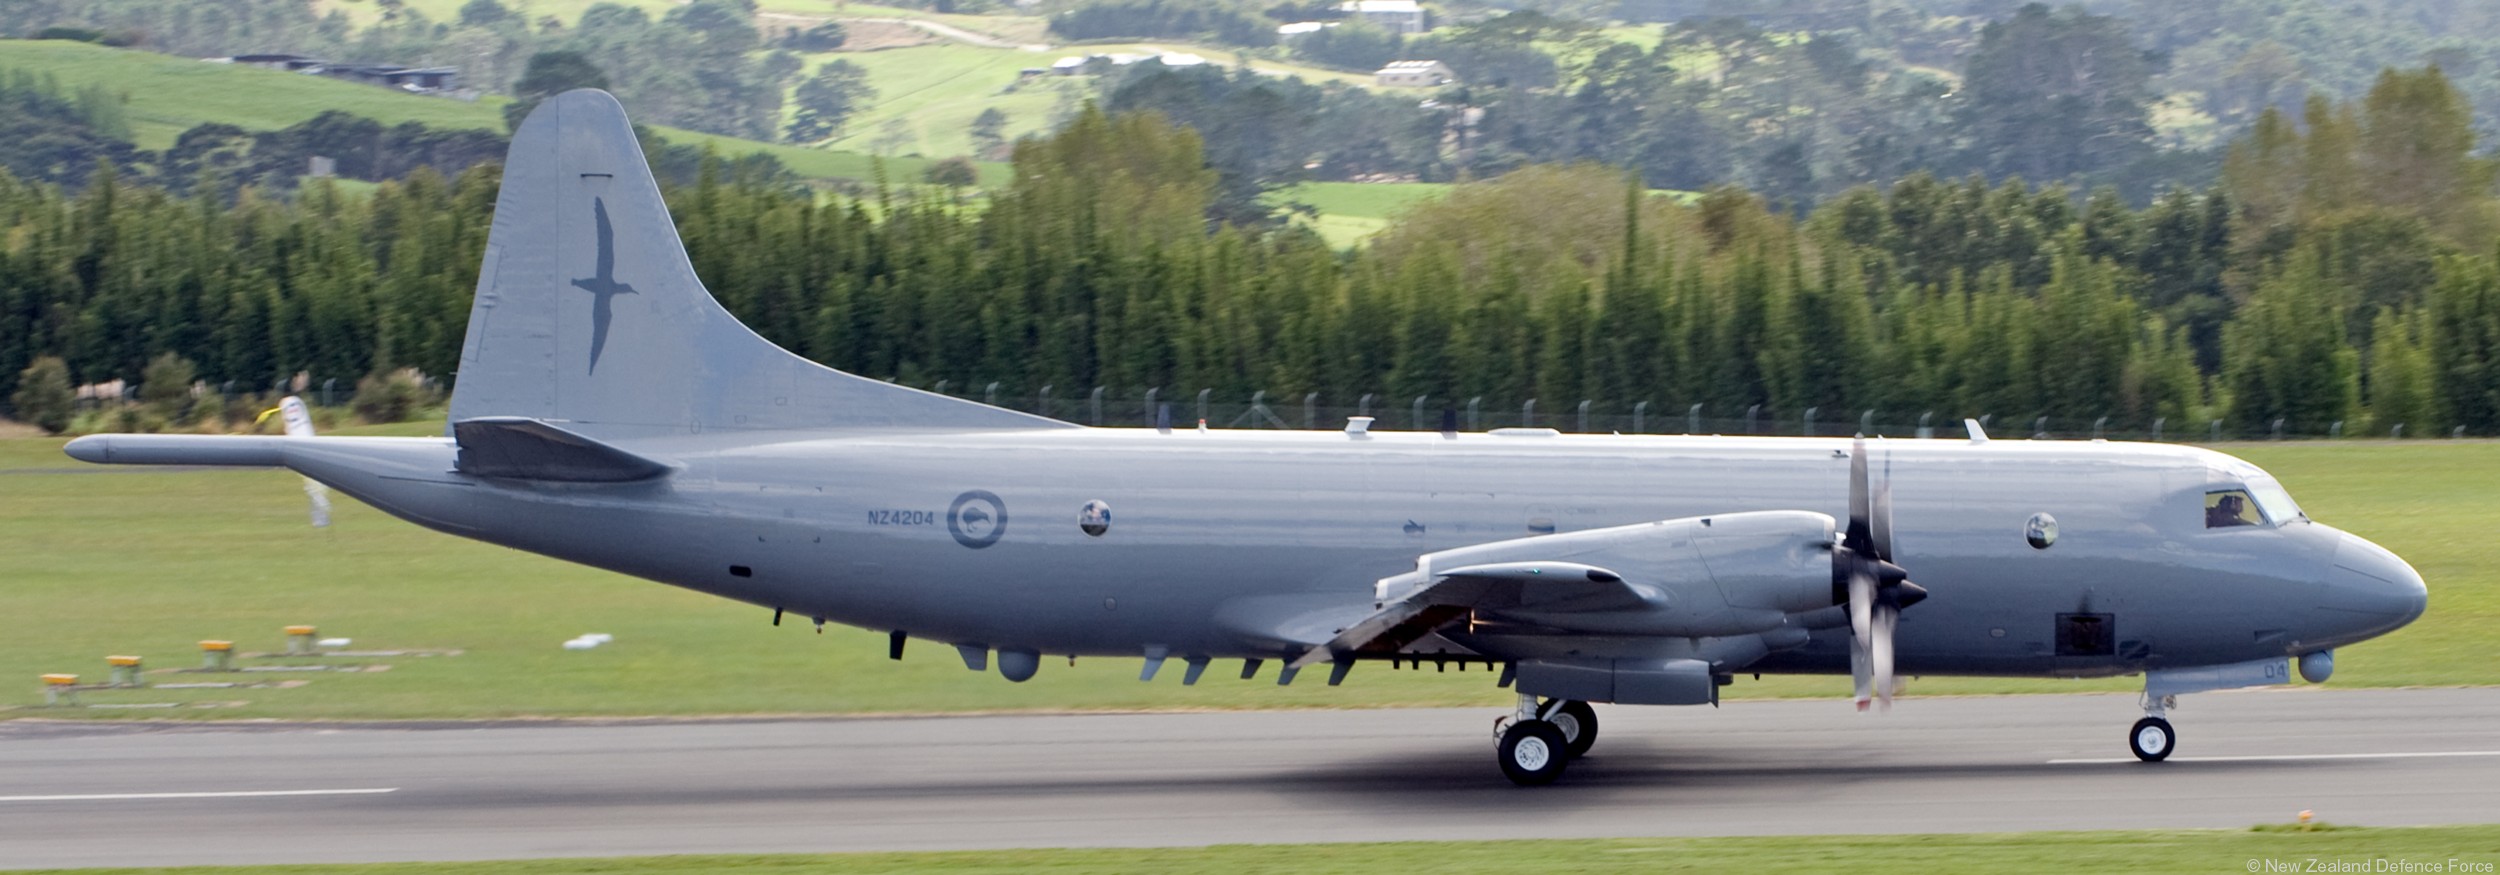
left=0, top=39, right=508, bottom=150
left=804, top=41, right=1376, bottom=160
left=0, top=39, right=1455, bottom=240
left=810, top=44, right=1075, bottom=159
left=0, top=39, right=988, bottom=185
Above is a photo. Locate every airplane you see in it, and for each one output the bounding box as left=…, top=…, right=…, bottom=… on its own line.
left=65, top=91, right=2429, bottom=785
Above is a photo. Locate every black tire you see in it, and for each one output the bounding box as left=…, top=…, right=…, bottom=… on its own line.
left=1547, top=700, right=1599, bottom=759
left=2129, top=717, right=2175, bottom=762
left=1498, top=719, right=1570, bottom=786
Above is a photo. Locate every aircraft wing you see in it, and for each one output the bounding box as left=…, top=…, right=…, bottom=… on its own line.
left=1293, top=511, right=1842, bottom=669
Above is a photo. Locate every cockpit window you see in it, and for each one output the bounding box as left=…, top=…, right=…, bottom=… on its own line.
left=2205, top=490, right=2264, bottom=528
left=2244, top=474, right=2306, bottom=524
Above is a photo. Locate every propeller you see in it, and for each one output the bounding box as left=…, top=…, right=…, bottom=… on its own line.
left=1836, top=437, right=1925, bottom=711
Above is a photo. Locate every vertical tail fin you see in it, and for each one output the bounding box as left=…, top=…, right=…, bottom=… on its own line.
left=449, top=90, right=1066, bottom=438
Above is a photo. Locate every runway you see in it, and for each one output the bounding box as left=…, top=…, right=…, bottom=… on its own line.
left=4, top=688, right=2497, bottom=869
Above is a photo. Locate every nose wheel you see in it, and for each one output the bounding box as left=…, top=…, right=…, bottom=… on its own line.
left=2129, top=693, right=2178, bottom=762
left=2129, top=716, right=2175, bottom=761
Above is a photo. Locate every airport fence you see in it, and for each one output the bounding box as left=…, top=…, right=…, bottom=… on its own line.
left=62, top=378, right=2487, bottom=441
left=907, top=383, right=2484, bottom=442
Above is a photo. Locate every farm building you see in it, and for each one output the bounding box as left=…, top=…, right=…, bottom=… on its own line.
left=1374, top=59, right=1454, bottom=87
left=1339, top=0, right=1426, bottom=34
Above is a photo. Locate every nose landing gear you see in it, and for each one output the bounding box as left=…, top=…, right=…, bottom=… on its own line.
left=2130, top=694, right=2177, bottom=762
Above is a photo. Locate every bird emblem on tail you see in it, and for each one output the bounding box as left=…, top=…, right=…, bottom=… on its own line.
left=570, top=197, right=637, bottom=375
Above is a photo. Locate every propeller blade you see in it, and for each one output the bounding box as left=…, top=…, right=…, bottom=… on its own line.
left=1851, top=633, right=1872, bottom=711
left=1848, top=567, right=1874, bottom=645
left=1870, top=449, right=1894, bottom=562
left=1843, top=437, right=1871, bottom=551
left=1871, top=605, right=1898, bottom=711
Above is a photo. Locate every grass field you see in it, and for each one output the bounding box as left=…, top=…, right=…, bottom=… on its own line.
left=0, top=40, right=512, bottom=151
left=0, top=40, right=995, bottom=185
left=1, top=434, right=2491, bottom=720
left=808, top=43, right=1072, bottom=159
left=807, top=40, right=1381, bottom=160
left=18, top=825, right=2500, bottom=874
left=1266, top=182, right=1706, bottom=248
left=1267, top=181, right=1456, bottom=247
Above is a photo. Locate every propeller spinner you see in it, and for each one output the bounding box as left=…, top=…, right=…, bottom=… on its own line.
left=1836, top=437, right=1926, bottom=710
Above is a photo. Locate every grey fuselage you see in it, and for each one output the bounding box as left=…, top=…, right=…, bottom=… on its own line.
left=249, top=425, right=2424, bottom=681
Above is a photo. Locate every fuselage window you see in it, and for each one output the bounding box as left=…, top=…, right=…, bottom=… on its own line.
left=2205, top=490, right=2264, bottom=528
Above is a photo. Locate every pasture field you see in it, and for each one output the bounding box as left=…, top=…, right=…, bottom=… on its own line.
left=1269, top=182, right=1712, bottom=247
left=807, top=43, right=1073, bottom=160
left=0, top=435, right=2489, bottom=720
left=0, top=39, right=511, bottom=150
left=804, top=41, right=1383, bottom=160
left=0, top=40, right=989, bottom=185
left=18, top=825, right=2500, bottom=874
left=1268, top=181, right=1456, bottom=247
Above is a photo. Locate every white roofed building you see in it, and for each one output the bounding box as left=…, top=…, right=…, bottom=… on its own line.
left=1374, top=59, right=1453, bottom=88
left=1340, top=0, right=1426, bottom=35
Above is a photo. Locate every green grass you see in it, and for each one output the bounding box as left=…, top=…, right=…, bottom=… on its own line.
left=810, top=40, right=1378, bottom=160
left=1, top=435, right=2492, bottom=720
left=0, top=39, right=1000, bottom=186
left=0, top=39, right=511, bottom=150
left=1272, top=180, right=1456, bottom=218
left=1264, top=181, right=1705, bottom=248
left=19, top=826, right=2500, bottom=874
left=0, top=428, right=1503, bottom=720
left=1267, top=181, right=1453, bottom=247
left=811, top=43, right=1075, bottom=159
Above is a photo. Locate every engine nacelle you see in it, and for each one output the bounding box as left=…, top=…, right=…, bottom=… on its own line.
left=1397, top=510, right=1840, bottom=639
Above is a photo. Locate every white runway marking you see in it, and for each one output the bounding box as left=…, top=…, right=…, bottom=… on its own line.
left=0, top=788, right=398, bottom=803
left=2049, top=750, right=2500, bottom=765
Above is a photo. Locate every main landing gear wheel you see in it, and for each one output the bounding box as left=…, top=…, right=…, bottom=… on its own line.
left=2129, top=716, right=2176, bottom=762
left=1544, top=699, right=1599, bottom=759
left=1498, top=719, right=1570, bottom=786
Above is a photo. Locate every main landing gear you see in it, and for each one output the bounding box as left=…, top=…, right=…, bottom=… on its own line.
left=2130, top=694, right=2177, bottom=762
left=1495, top=694, right=1599, bottom=785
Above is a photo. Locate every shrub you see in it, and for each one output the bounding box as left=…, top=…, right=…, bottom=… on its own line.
left=923, top=156, right=979, bottom=188
left=352, top=368, right=439, bottom=424
left=139, top=352, right=197, bottom=419
left=10, top=356, right=76, bottom=434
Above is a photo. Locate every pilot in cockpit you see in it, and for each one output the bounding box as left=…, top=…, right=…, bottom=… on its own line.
left=2206, top=492, right=2256, bottom=528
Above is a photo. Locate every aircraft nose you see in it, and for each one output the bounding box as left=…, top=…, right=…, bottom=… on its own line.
left=2315, top=532, right=2428, bottom=639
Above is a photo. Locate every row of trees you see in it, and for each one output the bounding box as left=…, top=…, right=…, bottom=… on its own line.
left=7, top=101, right=2499, bottom=435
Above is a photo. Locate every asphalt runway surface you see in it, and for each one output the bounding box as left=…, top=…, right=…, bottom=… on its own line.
left=4, top=688, right=2497, bottom=869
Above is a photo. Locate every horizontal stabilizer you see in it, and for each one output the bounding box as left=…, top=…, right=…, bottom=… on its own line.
left=63, top=434, right=286, bottom=467
left=453, top=417, right=670, bottom=482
